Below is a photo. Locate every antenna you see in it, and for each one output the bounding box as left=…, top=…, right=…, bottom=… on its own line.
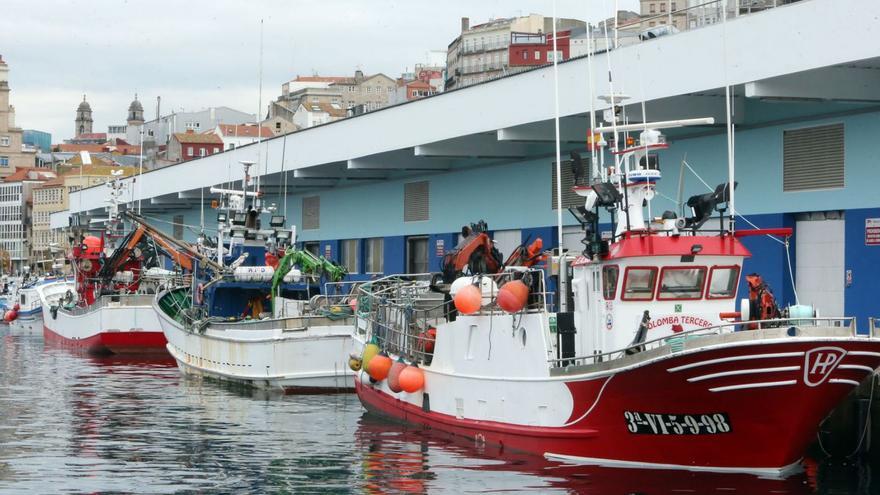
left=586, top=21, right=598, bottom=180
left=256, top=18, right=265, bottom=211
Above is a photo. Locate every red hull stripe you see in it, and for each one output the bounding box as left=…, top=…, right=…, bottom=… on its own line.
left=43, top=325, right=168, bottom=355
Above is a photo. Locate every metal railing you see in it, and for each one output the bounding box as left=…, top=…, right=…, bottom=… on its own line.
left=548, top=316, right=857, bottom=369
left=62, top=293, right=156, bottom=316
left=357, top=270, right=551, bottom=365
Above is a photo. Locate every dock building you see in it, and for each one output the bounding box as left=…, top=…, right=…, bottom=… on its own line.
left=53, top=0, right=880, bottom=329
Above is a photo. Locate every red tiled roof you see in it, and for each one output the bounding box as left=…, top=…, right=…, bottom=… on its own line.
left=216, top=124, right=273, bottom=138
left=54, top=144, right=107, bottom=153
left=173, top=131, right=223, bottom=145
left=2, top=167, right=57, bottom=183
left=77, top=133, right=107, bottom=139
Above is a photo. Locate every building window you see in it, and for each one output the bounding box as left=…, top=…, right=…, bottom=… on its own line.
left=660, top=2, right=666, bottom=12
left=228, top=143, right=236, bottom=150
left=783, top=123, right=845, bottom=192
left=339, top=239, right=359, bottom=273
left=199, top=148, right=207, bottom=157
left=404, top=181, right=429, bottom=222
left=365, top=237, right=384, bottom=273
left=534, top=50, right=540, bottom=60
left=187, top=147, right=194, bottom=157
left=0, top=157, right=8, bottom=167
left=672, top=2, right=677, bottom=10
left=275, top=122, right=281, bottom=130
left=650, top=3, right=656, bottom=13
left=213, top=147, right=219, bottom=154
left=0, top=137, right=8, bottom=147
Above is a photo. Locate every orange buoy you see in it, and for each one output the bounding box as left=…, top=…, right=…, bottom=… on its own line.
left=4, top=310, right=16, bottom=322
left=496, top=280, right=529, bottom=313
left=387, top=359, right=407, bottom=393
left=399, top=366, right=425, bottom=393
left=421, top=327, right=437, bottom=354
left=348, top=297, right=358, bottom=313
left=83, top=235, right=102, bottom=255
left=367, top=354, right=392, bottom=381
left=265, top=252, right=279, bottom=268
left=454, top=284, right=481, bottom=315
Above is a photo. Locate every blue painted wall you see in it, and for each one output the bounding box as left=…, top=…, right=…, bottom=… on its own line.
left=844, top=208, right=880, bottom=332
left=140, top=110, right=880, bottom=326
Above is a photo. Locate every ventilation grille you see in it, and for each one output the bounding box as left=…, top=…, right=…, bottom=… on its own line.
left=551, top=160, right=581, bottom=209
left=783, top=123, right=845, bottom=192
left=302, top=196, right=320, bottom=230
left=404, top=181, right=429, bottom=222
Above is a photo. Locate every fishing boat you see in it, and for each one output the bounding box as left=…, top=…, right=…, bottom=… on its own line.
left=154, top=161, right=361, bottom=393
left=350, top=117, right=880, bottom=474
left=8, top=276, right=70, bottom=321
left=39, top=172, right=197, bottom=355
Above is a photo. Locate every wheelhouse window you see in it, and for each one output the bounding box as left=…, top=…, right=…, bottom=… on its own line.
left=707, top=266, right=740, bottom=299
left=658, top=267, right=707, bottom=300
left=602, top=265, right=619, bottom=300
left=622, top=267, right=658, bottom=301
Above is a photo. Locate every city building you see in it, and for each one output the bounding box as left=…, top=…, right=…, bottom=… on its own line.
left=508, top=30, right=571, bottom=68
left=392, top=79, right=438, bottom=105
left=23, top=130, right=51, bottom=153
left=292, top=102, right=346, bottom=129
left=74, top=95, right=94, bottom=137
left=0, top=167, right=56, bottom=273
left=268, top=71, right=396, bottom=129
left=446, top=14, right=586, bottom=89
left=166, top=130, right=223, bottom=163
left=0, top=55, right=33, bottom=176
left=636, top=0, right=688, bottom=31
left=210, top=124, right=274, bottom=151
left=261, top=115, right=299, bottom=136
left=53, top=1, right=880, bottom=332
left=31, top=162, right=132, bottom=271
left=141, top=106, right=255, bottom=149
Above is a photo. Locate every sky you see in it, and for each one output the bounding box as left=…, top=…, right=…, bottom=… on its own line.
left=1, top=0, right=638, bottom=142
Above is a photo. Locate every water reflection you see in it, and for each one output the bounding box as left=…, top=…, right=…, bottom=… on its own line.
left=0, top=320, right=875, bottom=494
left=354, top=414, right=818, bottom=494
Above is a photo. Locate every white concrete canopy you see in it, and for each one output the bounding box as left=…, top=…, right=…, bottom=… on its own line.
left=64, top=0, right=880, bottom=217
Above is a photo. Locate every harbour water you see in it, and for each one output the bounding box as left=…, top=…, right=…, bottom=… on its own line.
left=0, top=318, right=875, bottom=494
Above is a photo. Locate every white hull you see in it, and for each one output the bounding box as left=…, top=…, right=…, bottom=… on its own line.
left=38, top=281, right=166, bottom=353
left=155, top=295, right=362, bottom=392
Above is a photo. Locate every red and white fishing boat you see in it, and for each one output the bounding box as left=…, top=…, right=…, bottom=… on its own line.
left=39, top=173, right=195, bottom=355
left=351, top=117, right=880, bottom=475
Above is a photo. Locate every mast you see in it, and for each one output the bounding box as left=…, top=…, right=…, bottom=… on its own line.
left=551, top=0, right=568, bottom=313
left=723, top=0, right=736, bottom=234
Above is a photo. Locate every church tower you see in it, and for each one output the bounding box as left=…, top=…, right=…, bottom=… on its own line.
left=127, top=94, right=144, bottom=125
left=75, top=95, right=93, bottom=136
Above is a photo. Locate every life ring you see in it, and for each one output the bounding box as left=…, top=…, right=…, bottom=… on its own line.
left=195, top=283, right=205, bottom=305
